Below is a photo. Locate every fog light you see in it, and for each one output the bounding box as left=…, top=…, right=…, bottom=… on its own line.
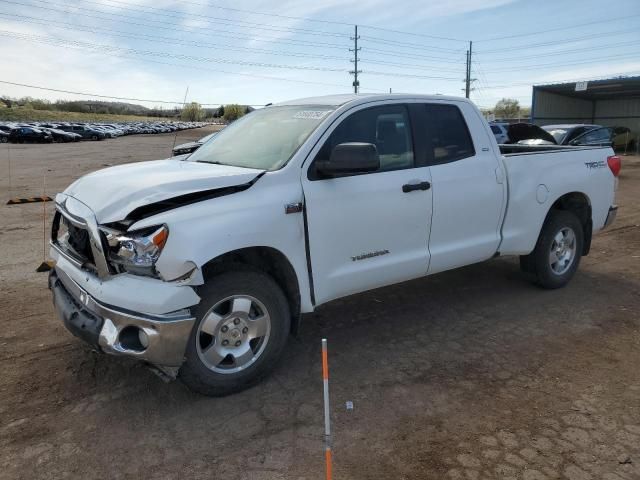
left=138, top=328, right=149, bottom=349
left=118, top=326, right=147, bottom=352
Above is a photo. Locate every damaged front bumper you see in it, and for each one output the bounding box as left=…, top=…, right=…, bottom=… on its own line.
left=49, top=265, right=196, bottom=369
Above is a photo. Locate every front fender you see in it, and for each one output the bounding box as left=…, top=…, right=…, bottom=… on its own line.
left=128, top=174, right=314, bottom=312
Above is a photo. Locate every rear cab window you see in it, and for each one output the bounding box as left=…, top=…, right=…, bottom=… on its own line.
left=424, top=104, right=475, bottom=165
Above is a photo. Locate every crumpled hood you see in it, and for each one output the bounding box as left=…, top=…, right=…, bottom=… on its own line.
left=64, top=158, right=264, bottom=223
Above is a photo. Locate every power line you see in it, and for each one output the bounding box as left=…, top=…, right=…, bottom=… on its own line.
left=476, top=28, right=638, bottom=53
left=360, top=59, right=464, bottom=73
left=478, top=52, right=639, bottom=74
left=99, top=0, right=469, bottom=43
left=364, top=47, right=467, bottom=63
left=359, top=35, right=467, bottom=52
left=0, top=0, right=349, bottom=50
left=476, top=39, right=638, bottom=61
left=0, top=79, right=265, bottom=106
left=0, top=30, right=348, bottom=72
left=0, top=32, right=379, bottom=91
left=476, top=72, right=640, bottom=90
left=0, top=12, right=350, bottom=62
left=0, top=8, right=464, bottom=67
left=67, top=0, right=350, bottom=38
left=363, top=71, right=461, bottom=80
left=358, top=25, right=468, bottom=43
left=475, top=13, right=640, bottom=42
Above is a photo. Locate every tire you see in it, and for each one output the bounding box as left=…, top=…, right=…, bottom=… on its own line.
left=520, top=210, right=584, bottom=289
left=0, top=137, right=7, bottom=143
left=91, top=135, right=99, bottom=141
left=179, top=269, right=291, bottom=396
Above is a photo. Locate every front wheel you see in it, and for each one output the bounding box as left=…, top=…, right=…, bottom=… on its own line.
left=520, top=210, right=584, bottom=289
left=179, top=269, right=291, bottom=396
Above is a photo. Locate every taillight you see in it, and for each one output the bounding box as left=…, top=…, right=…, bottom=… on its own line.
left=607, top=155, right=621, bottom=177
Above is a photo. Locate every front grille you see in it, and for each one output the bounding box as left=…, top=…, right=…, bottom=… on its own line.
left=52, top=210, right=96, bottom=267
left=65, top=221, right=95, bottom=264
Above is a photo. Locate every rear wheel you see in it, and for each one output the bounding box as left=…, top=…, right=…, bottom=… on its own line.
left=520, top=210, right=583, bottom=289
left=179, top=269, right=290, bottom=396
left=91, top=134, right=99, bottom=141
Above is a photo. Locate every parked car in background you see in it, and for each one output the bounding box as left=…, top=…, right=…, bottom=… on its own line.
left=541, top=124, right=601, bottom=145
left=506, top=123, right=615, bottom=148
left=9, top=127, right=53, bottom=143
left=0, top=120, right=209, bottom=145
left=59, top=125, right=106, bottom=141
left=489, top=123, right=509, bottom=144
left=172, top=132, right=219, bottom=156
left=566, top=127, right=615, bottom=147
left=42, top=128, right=81, bottom=143
left=92, top=126, right=116, bottom=138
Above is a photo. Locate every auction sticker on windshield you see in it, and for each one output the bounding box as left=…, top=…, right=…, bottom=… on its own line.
left=293, top=110, right=331, bottom=120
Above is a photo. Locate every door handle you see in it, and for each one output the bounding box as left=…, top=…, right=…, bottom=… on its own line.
left=402, top=181, right=431, bottom=193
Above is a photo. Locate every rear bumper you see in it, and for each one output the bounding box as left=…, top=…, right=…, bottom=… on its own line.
left=604, top=205, right=618, bottom=229
left=49, top=267, right=196, bottom=367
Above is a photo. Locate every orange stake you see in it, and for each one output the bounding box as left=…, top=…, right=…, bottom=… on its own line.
left=322, top=338, right=332, bottom=480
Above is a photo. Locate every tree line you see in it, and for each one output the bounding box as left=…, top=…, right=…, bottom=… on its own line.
left=0, top=96, right=253, bottom=122
left=180, top=102, right=252, bottom=122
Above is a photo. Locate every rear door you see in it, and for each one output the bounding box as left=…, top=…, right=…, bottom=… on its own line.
left=421, top=102, right=507, bottom=274
left=302, top=103, right=433, bottom=304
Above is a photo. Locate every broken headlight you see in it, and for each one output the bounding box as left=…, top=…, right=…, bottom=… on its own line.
left=105, top=225, right=169, bottom=273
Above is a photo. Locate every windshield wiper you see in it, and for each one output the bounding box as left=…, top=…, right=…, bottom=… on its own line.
left=196, top=160, right=227, bottom=165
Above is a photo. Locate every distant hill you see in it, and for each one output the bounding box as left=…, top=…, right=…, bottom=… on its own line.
left=0, top=96, right=255, bottom=120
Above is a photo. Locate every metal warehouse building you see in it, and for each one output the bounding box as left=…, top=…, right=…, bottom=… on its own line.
left=531, top=76, right=640, bottom=151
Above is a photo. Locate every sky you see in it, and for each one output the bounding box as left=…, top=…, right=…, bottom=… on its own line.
left=0, top=0, right=638, bottom=110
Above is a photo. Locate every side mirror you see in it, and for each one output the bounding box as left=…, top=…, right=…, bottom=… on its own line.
left=316, top=142, right=380, bottom=176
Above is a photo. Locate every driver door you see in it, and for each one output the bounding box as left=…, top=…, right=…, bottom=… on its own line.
left=301, top=104, right=433, bottom=305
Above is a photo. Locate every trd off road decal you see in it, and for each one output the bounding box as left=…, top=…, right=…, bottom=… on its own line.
left=585, top=160, right=606, bottom=170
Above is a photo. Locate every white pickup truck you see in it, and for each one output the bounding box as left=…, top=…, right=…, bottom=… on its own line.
left=49, top=94, right=620, bottom=395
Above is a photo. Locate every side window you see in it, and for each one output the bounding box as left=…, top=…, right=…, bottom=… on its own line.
left=573, top=127, right=612, bottom=145
left=312, top=105, right=414, bottom=177
left=424, top=104, right=475, bottom=164
left=490, top=125, right=501, bottom=134
left=565, top=127, right=586, bottom=142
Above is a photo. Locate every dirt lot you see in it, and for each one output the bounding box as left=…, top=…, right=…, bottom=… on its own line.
left=1, top=132, right=639, bottom=480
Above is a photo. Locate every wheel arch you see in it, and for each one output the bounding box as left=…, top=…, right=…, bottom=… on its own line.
left=200, top=246, right=302, bottom=334
left=545, top=191, right=592, bottom=255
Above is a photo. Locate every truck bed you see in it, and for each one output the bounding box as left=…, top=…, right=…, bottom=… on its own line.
left=497, top=144, right=616, bottom=256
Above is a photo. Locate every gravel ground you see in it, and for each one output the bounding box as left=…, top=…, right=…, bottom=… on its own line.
left=1, top=134, right=638, bottom=480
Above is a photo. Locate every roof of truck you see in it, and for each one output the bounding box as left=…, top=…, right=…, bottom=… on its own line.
left=274, top=93, right=469, bottom=107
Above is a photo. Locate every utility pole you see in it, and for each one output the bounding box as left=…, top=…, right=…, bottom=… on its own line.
left=465, top=41, right=473, bottom=98
left=349, top=25, right=361, bottom=94
left=464, top=41, right=476, bottom=99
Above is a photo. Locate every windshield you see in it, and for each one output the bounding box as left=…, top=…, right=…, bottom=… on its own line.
left=188, top=105, right=334, bottom=170
left=542, top=127, right=569, bottom=144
